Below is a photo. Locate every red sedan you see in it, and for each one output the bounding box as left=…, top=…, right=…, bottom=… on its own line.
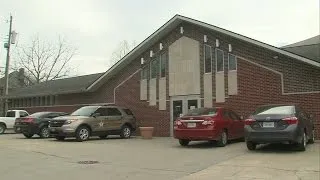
left=174, top=107, right=244, bottom=147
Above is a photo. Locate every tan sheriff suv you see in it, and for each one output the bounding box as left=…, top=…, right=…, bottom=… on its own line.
left=49, top=105, right=136, bottom=141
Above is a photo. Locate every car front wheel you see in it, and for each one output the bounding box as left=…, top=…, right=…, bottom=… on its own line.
left=246, top=141, right=257, bottom=150
left=308, top=129, right=315, bottom=144
left=39, top=126, right=50, bottom=138
left=76, top=126, right=90, bottom=142
left=179, top=139, right=190, bottom=146
left=217, top=130, right=228, bottom=147
left=120, top=125, right=131, bottom=139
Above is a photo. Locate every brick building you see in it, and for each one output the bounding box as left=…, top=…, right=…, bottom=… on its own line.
left=4, top=15, right=320, bottom=138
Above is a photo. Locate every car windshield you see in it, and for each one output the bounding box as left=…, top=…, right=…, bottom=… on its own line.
left=29, top=112, right=51, bottom=118
left=185, top=108, right=218, bottom=116
left=5, top=111, right=15, bottom=117
left=70, top=106, right=99, bottom=116
left=253, top=105, right=294, bottom=115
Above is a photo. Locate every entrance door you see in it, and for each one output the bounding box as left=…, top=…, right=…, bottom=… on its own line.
left=173, top=100, right=183, bottom=122
left=170, top=95, right=200, bottom=136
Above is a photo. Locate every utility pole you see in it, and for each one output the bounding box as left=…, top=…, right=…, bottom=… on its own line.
left=3, top=15, right=13, bottom=114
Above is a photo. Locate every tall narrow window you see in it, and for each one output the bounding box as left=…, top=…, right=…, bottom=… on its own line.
left=160, top=52, right=167, bottom=78
left=141, top=66, right=148, bottom=80
left=216, top=49, right=224, bottom=72
left=204, top=45, right=212, bottom=73
left=150, top=57, right=159, bottom=79
left=228, top=54, right=237, bottom=71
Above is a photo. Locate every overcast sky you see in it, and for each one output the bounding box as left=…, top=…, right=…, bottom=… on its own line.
left=0, top=0, right=319, bottom=76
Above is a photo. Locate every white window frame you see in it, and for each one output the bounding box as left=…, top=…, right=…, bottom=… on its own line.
left=215, top=49, right=224, bottom=72
left=204, top=44, right=212, bottom=74
left=228, top=53, right=237, bottom=71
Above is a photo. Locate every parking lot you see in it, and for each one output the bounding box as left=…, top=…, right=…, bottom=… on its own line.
left=0, top=132, right=319, bottom=180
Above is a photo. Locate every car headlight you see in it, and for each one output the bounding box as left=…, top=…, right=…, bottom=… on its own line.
left=64, top=119, right=78, bottom=125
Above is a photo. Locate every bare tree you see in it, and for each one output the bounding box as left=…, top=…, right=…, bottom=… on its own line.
left=110, top=40, right=136, bottom=66
left=13, top=35, right=76, bottom=84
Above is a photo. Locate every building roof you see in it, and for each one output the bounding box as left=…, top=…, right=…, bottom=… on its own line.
left=281, top=35, right=320, bottom=63
left=6, top=73, right=103, bottom=98
left=86, top=15, right=320, bottom=92
left=282, top=35, right=320, bottom=48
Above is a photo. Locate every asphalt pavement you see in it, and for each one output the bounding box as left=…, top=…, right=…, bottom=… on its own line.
left=0, top=132, right=319, bottom=180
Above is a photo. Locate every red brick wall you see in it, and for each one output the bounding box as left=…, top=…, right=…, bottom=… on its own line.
left=217, top=58, right=320, bottom=138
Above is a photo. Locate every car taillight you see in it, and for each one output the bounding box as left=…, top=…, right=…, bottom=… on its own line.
left=175, top=120, right=182, bottom=126
left=282, top=117, right=298, bottom=124
left=23, top=118, right=35, bottom=123
left=202, top=120, right=215, bottom=126
left=245, top=118, right=256, bottom=125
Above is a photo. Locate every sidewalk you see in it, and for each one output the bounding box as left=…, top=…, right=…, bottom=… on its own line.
left=179, top=143, right=320, bottom=180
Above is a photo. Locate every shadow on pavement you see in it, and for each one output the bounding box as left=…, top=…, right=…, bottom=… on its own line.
left=46, top=135, right=137, bottom=142
left=175, top=139, right=244, bottom=149
left=254, top=143, right=304, bottom=153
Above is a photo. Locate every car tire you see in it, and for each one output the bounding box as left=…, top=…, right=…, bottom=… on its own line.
left=0, top=124, right=6, bottom=134
left=55, top=136, right=65, bottom=141
left=99, top=135, right=108, bottom=139
left=76, top=126, right=90, bottom=142
left=179, top=139, right=190, bottom=146
left=120, top=125, right=131, bottom=139
left=297, top=132, right=307, bottom=151
left=246, top=141, right=257, bottom=150
left=217, top=130, right=228, bottom=147
left=23, top=133, right=34, bottom=138
left=39, top=126, right=50, bottom=138
left=14, top=127, right=21, bottom=133
left=308, top=129, right=315, bottom=144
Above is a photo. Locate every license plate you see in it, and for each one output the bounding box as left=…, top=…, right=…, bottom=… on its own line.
left=263, top=122, right=274, bottom=128
left=187, top=123, right=196, bottom=128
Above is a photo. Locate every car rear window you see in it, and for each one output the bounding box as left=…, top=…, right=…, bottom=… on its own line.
left=253, top=105, right=294, bottom=115
left=6, top=111, right=15, bottom=117
left=185, top=108, right=217, bottom=116
left=123, top=109, right=133, bottom=115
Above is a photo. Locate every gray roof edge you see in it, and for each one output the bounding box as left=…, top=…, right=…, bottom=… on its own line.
left=85, top=15, right=320, bottom=91
left=3, top=88, right=86, bottom=99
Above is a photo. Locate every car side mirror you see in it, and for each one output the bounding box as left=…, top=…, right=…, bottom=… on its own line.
left=92, top=113, right=100, bottom=118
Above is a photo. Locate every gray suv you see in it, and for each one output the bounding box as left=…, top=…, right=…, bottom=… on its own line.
left=49, top=105, right=136, bottom=142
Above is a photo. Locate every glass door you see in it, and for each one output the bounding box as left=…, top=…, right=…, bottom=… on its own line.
left=172, top=100, right=183, bottom=122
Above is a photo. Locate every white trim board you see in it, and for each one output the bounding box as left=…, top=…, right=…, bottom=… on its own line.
left=238, top=56, right=320, bottom=95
